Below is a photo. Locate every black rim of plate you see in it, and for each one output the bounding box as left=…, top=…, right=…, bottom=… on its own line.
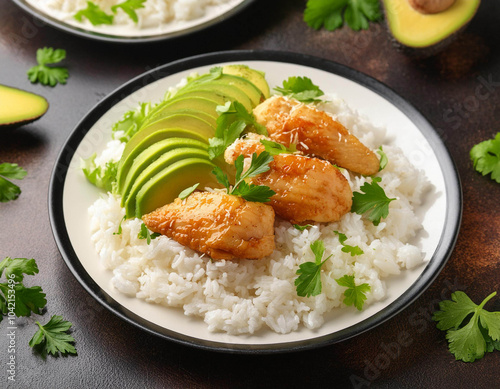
left=49, top=50, right=462, bottom=354
left=11, top=0, right=255, bottom=43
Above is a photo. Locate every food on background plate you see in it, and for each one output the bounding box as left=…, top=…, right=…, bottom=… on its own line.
left=26, top=0, right=246, bottom=37
left=0, top=85, right=48, bottom=127
left=84, top=64, right=430, bottom=334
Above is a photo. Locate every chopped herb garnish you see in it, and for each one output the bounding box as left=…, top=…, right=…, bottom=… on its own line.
left=111, top=0, right=146, bottom=23
left=433, top=291, right=500, bottom=362
left=335, top=274, right=370, bottom=310
left=334, top=231, right=364, bottom=256
left=112, top=102, right=151, bottom=143
left=74, top=1, right=114, bottom=26
left=113, top=215, right=126, bottom=235
left=178, top=183, right=199, bottom=200
left=81, top=154, right=118, bottom=193
left=293, top=224, right=314, bottom=231
left=27, top=47, right=68, bottom=87
left=470, top=132, right=500, bottom=183
left=0, top=163, right=27, bottom=203
left=260, top=139, right=297, bottom=155
left=138, top=223, right=160, bottom=245
left=351, top=177, right=396, bottom=226
left=274, top=76, right=325, bottom=103
left=295, top=240, right=332, bottom=297
left=377, top=146, right=388, bottom=171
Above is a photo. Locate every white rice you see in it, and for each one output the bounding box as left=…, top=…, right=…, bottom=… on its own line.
left=88, top=94, right=431, bottom=335
left=28, top=0, right=237, bottom=30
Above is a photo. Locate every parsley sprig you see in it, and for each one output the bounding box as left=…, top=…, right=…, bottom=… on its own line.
left=274, top=76, right=325, bottom=103
left=295, top=240, right=332, bottom=297
left=138, top=223, right=160, bottom=245
left=433, top=291, right=500, bottom=362
left=111, top=0, right=146, bottom=23
left=470, top=132, right=500, bottom=183
left=260, top=139, right=297, bottom=155
left=304, top=0, right=382, bottom=32
left=351, top=177, right=396, bottom=226
left=74, top=1, right=114, bottom=25
left=0, top=163, right=27, bottom=203
left=335, top=274, right=371, bottom=310
left=334, top=231, right=364, bottom=256
left=208, top=101, right=267, bottom=160
left=27, top=47, right=68, bottom=87
left=212, top=152, right=276, bottom=202
left=29, top=315, right=77, bottom=357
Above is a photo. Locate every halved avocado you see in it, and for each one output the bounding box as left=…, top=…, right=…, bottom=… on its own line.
left=0, top=85, right=48, bottom=127
left=135, top=158, right=220, bottom=217
left=180, top=74, right=264, bottom=107
left=125, top=148, right=211, bottom=217
left=382, top=0, right=481, bottom=56
left=116, top=125, right=209, bottom=193
left=222, top=65, right=270, bottom=99
left=120, top=137, right=208, bottom=203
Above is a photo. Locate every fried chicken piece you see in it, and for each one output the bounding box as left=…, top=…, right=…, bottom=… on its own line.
left=225, top=135, right=353, bottom=224
left=253, top=95, right=380, bottom=176
left=142, top=191, right=275, bottom=260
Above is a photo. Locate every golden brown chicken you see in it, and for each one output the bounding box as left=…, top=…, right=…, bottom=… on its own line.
left=253, top=95, right=380, bottom=176
left=142, top=191, right=275, bottom=260
left=225, top=134, right=353, bottom=224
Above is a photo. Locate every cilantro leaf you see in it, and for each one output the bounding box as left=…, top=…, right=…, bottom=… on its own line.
left=74, top=1, right=114, bottom=26
left=0, top=163, right=26, bottom=202
left=112, top=102, right=151, bottom=143
left=377, top=146, right=388, bottom=171
left=12, top=284, right=47, bottom=317
left=334, top=231, right=364, bottom=256
left=111, top=0, right=146, bottom=23
left=304, top=0, right=381, bottom=32
left=231, top=180, right=276, bottom=203
left=260, top=139, right=297, bottom=156
left=433, top=291, right=500, bottom=362
left=138, top=223, right=160, bottom=245
left=295, top=240, right=332, bottom=297
left=470, top=132, right=500, bottom=183
left=293, top=224, right=314, bottom=231
left=335, top=274, right=371, bottom=310
left=113, top=215, right=126, bottom=236
left=29, top=315, right=77, bottom=357
left=178, top=183, right=199, bottom=200
left=27, top=47, right=68, bottom=87
left=0, top=257, right=38, bottom=283
left=81, top=154, right=118, bottom=193
left=212, top=166, right=231, bottom=190
left=274, top=76, right=325, bottom=103
left=351, top=177, right=396, bottom=226
left=208, top=101, right=267, bottom=160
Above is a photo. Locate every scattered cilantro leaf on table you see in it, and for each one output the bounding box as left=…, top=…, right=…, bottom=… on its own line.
left=81, top=154, right=118, bottom=193
left=27, top=47, right=68, bottom=87
left=260, top=139, right=297, bottom=156
left=0, top=257, right=46, bottom=322
left=111, top=0, right=146, bottom=23
left=470, top=132, right=500, bottom=183
left=351, top=177, right=396, bottom=226
left=29, top=315, right=77, bottom=357
left=208, top=101, right=267, bottom=160
left=295, top=240, right=333, bottom=297
left=274, top=76, right=325, bottom=103
left=0, top=163, right=27, bottom=203
left=433, top=291, right=500, bottom=362
left=212, top=152, right=276, bottom=203
left=335, top=274, right=370, bottom=310
left=112, top=102, right=151, bottom=143
left=74, top=1, right=114, bottom=26
left=304, top=0, right=382, bottom=32
left=334, top=231, right=364, bottom=256
left=138, top=223, right=160, bottom=245
left=377, top=146, right=388, bottom=171
left=178, top=183, right=199, bottom=200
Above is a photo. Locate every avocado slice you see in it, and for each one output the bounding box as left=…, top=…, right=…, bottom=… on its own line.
left=222, top=65, right=270, bottom=99
left=120, top=137, right=208, bottom=203
left=173, top=87, right=253, bottom=112
left=116, top=125, right=209, bottom=194
left=134, top=158, right=219, bottom=217
left=382, top=0, right=480, bottom=56
left=146, top=97, right=220, bottom=124
left=179, top=74, right=264, bottom=107
left=124, top=148, right=211, bottom=217
left=0, top=84, right=48, bottom=128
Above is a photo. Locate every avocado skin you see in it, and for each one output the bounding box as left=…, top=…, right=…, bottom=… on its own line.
left=381, top=0, right=481, bottom=58
left=0, top=85, right=49, bottom=128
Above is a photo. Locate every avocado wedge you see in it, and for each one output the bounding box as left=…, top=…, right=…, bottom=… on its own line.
left=134, top=158, right=219, bottom=217
left=173, top=87, right=253, bottom=112
left=146, top=97, right=220, bottom=124
left=382, top=0, right=481, bottom=56
left=222, top=65, right=270, bottom=99
left=0, top=84, right=48, bottom=128
left=120, top=137, right=208, bottom=204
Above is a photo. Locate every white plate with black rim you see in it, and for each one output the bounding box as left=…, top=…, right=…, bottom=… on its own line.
left=11, top=0, right=254, bottom=43
left=49, top=50, right=462, bottom=353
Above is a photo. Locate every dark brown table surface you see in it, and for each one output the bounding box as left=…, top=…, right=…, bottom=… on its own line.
left=1, top=0, right=499, bottom=387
